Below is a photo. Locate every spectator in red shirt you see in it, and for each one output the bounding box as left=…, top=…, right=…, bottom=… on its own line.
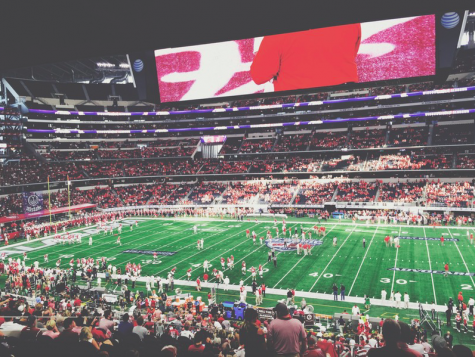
left=74, top=297, right=82, bottom=307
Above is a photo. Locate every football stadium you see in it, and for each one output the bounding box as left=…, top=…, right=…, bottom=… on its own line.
left=2, top=2, right=475, bottom=356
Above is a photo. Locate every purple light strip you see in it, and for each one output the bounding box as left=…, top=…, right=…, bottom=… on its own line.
left=27, top=108, right=473, bottom=134
left=23, top=86, right=474, bottom=117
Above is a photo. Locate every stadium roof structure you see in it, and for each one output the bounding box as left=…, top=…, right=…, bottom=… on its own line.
left=0, top=1, right=472, bottom=74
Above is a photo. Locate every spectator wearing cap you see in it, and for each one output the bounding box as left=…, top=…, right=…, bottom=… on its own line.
left=268, top=302, right=307, bottom=357
left=367, top=319, right=414, bottom=357
left=240, top=308, right=266, bottom=357
left=304, top=335, right=325, bottom=357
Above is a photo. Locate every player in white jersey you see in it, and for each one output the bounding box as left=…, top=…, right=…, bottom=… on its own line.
left=200, top=238, right=204, bottom=249
left=193, top=225, right=198, bottom=234
left=333, top=236, right=337, bottom=246
left=89, top=236, right=93, bottom=246
left=259, top=236, right=263, bottom=245
left=203, top=260, right=209, bottom=272
left=118, top=224, right=122, bottom=234
left=44, top=254, right=48, bottom=263
left=116, top=236, right=121, bottom=246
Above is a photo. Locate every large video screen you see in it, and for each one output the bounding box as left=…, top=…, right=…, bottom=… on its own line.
left=155, top=15, right=435, bottom=103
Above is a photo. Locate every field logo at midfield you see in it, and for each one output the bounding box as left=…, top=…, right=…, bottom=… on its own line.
left=265, top=238, right=322, bottom=252
left=397, top=236, right=459, bottom=242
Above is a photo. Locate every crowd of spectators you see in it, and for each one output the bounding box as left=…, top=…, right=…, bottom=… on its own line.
left=322, top=156, right=363, bottom=172
left=273, top=134, right=310, bottom=152
left=219, top=138, right=243, bottom=155
left=284, top=158, right=323, bottom=173
left=82, top=187, right=124, bottom=209
left=309, top=131, right=347, bottom=150
left=388, top=127, right=428, bottom=147
left=347, top=129, right=385, bottom=149
left=0, top=193, right=23, bottom=216
left=366, top=154, right=452, bottom=171
left=433, top=125, right=474, bottom=145
left=425, top=181, right=474, bottom=208
left=221, top=182, right=262, bottom=204
left=47, top=188, right=90, bottom=209
left=259, top=182, right=298, bottom=205
left=294, top=182, right=337, bottom=205
left=378, top=181, right=426, bottom=203
left=456, top=154, right=475, bottom=169
left=165, top=184, right=195, bottom=205
left=216, top=161, right=251, bottom=174
left=188, top=182, right=227, bottom=205
left=239, top=139, right=275, bottom=154
left=334, top=181, right=378, bottom=202
left=45, top=150, right=98, bottom=161
left=114, top=184, right=158, bottom=206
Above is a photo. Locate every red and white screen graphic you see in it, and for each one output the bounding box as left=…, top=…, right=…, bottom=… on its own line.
left=155, top=15, right=435, bottom=102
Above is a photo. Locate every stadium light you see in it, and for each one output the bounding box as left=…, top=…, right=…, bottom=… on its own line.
left=119, top=63, right=130, bottom=68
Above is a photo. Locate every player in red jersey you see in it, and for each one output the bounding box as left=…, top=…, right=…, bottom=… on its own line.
left=444, top=263, right=449, bottom=277
left=251, top=266, right=256, bottom=281
left=246, top=229, right=250, bottom=239
left=440, top=235, right=444, bottom=246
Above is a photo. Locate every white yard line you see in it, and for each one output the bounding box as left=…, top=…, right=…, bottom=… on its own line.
left=309, top=225, right=357, bottom=292
left=273, top=224, right=338, bottom=289
left=137, top=221, right=234, bottom=270
left=53, top=221, right=196, bottom=268
left=448, top=228, right=475, bottom=287
left=273, top=255, right=306, bottom=289
left=54, top=221, right=190, bottom=261
left=390, top=226, right=402, bottom=294
left=9, top=219, right=174, bottom=260
left=423, top=226, right=437, bottom=305
left=161, top=223, right=261, bottom=277
left=208, top=242, right=268, bottom=283
left=348, top=226, right=379, bottom=295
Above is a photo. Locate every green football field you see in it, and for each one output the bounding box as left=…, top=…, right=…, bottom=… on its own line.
left=5, top=217, right=475, bottom=307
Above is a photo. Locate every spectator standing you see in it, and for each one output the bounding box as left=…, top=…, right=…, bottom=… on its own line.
left=118, top=313, right=133, bottom=336
left=239, top=308, right=267, bottom=357
left=268, top=303, right=307, bottom=357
